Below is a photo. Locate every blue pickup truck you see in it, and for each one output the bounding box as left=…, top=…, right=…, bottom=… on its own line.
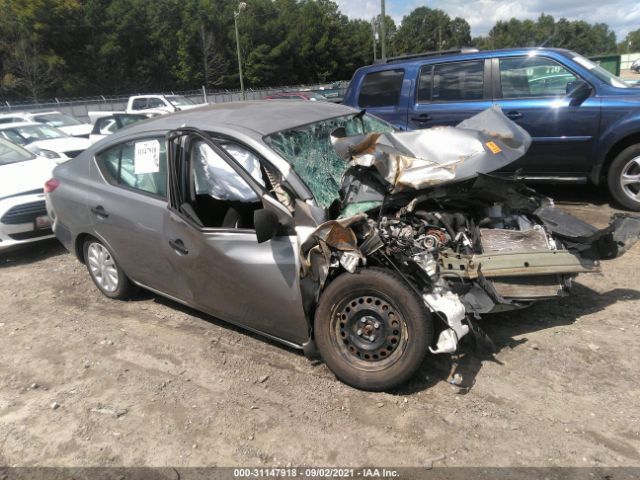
left=342, top=48, right=640, bottom=210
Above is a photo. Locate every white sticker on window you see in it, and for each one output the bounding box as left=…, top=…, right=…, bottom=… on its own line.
left=134, top=140, right=160, bottom=174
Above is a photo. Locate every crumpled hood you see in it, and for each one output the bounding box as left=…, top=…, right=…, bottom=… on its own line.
left=0, top=157, right=56, bottom=199
left=331, top=106, right=531, bottom=194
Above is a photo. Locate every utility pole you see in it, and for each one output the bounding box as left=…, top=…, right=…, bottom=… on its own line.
left=234, top=2, right=247, bottom=100
left=380, top=0, right=386, bottom=61
left=371, top=19, right=377, bottom=62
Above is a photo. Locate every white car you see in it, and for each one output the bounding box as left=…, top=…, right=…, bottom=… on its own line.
left=0, top=122, right=91, bottom=163
left=0, top=111, right=92, bottom=137
left=0, top=138, right=57, bottom=250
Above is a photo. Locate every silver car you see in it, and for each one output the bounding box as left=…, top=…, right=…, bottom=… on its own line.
left=46, top=102, right=640, bottom=391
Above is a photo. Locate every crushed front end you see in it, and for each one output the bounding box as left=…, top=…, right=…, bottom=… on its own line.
left=301, top=107, right=640, bottom=356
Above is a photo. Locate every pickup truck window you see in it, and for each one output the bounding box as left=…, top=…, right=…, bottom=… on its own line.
left=499, top=56, right=577, bottom=98
left=358, top=69, right=405, bottom=108
left=419, top=60, right=484, bottom=103
left=131, top=99, right=147, bottom=110
left=147, top=98, right=166, bottom=109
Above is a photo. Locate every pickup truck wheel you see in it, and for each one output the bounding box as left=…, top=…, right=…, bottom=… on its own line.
left=607, top=145, right=640, bottom=211
left=314, top=268, right=432, bottom=391
left=83, top=238, right=135, bottom=299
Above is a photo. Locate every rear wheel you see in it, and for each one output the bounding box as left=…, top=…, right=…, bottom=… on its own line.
left=607, top=144, right=640, bottom=211
left=83, top=238, right=135, bottom=299
left=314, top=268, right=432, bottom=391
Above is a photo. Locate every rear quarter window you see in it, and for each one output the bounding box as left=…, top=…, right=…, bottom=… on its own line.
left=358, top=69, right=405, bottom=108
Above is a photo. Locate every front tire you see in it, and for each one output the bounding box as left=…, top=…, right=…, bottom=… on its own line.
left=83, top=238, right=135, bottom=299
left=607, top=144, right=640, bottom=211
left=314, top=268, right=432, bottom=391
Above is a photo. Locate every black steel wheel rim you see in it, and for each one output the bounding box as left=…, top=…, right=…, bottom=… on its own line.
left=331, top=292, right=407, bottom=368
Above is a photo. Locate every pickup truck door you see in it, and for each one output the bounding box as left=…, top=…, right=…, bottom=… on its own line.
left=491, top=55, right=601, bottom=177
left=406, top=59, right=493, bottom=129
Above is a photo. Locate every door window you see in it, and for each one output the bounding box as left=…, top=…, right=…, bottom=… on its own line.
left=358, top=69, right=405, bottom=107
left=95, top=138, right=167, bottom=198
left=499, top=56, right=577, bottom=98
left=426, top=60, right=484, bottom=102
left=131, top=99, right=147, bottom=110
left=185, top=140, right=266, bottom=229
left=147, top=98, right=166, bottom=109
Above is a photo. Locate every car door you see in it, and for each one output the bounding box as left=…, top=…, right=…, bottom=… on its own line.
left=491, top=55, right=601, bottom=176
left=355, top=68, right=409, bottom=129
left=88, top=135, right=183, bottom=296
left=407, top=59, right=493, bottom=129
left=162, top=129, right=310, bottom=346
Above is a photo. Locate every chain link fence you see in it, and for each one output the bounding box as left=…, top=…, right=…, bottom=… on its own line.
left=0, top=83, right=348, bottom=123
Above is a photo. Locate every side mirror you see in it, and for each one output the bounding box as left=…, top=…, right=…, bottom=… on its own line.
left=566, top=79, right=592, bottom=106
left=254, top=208, right=279, bottom=243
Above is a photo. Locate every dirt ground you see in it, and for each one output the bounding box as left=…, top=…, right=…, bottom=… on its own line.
left=0, top=184, right=639, bottom=469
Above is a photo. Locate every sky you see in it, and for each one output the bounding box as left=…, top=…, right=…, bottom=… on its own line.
left=334, top=0, right=640, bottom=41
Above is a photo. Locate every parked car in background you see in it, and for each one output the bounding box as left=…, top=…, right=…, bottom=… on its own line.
left=89, top=113, right=147, bottom=144
left=631, top=58, right=640, bottom=73
left=0, top=137, right=57, bottom=250
left=264, top=91, right=328, bottom=101
left=88, top=95, right=203, bottom=124
left=343, top=47, right=640, bottom=210
left=0, top=111, right=92, bottom=137
left=0, top=122, right=91, bottom=163
left=45, top=101, right=640, bottom=391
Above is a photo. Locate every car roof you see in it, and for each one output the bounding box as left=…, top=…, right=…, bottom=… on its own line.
left=0, top=121, right=44, bottom=129
left=108, top=100, right=358, bottom=140
left=0, top=111, right=62, bottom=118
left=362, top=47, right=574, bottom=70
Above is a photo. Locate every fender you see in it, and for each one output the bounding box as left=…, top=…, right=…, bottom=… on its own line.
left=591, top=109, right=640, bottom=184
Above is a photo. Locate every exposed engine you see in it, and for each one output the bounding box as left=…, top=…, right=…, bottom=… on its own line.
left=299, top=107, right=640, bottom=357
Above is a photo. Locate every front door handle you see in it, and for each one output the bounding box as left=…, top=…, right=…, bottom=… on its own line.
left=410, top=113, right=432, bottom=123
left=90, top=205, right=109, bottom=218
left=169, top=238, right=188, bottom=255
left=506, top=111, right=523, bottom=119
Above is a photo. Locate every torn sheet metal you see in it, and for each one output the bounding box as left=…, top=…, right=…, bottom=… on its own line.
left=331, top=106, right=531, bottom=193
left=299, top=214, right=368, bottom=287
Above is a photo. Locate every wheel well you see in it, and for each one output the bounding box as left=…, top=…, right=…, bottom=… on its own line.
left=74, top=233, right=94, bottom=264
left=602, top=132, right=640, bottom=179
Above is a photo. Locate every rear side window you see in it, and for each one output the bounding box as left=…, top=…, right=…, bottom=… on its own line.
left=96, top=138, right=167, bottom=198
left=421, top=60, right=484, bottom=102
left=358, top=69, right=405, bottom=107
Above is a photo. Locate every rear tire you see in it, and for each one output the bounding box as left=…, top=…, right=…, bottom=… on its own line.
left=607, top=144, right=640, bottom=211
left=83, top=238, right=135, bottom=299
left=314, top=268, right=432, bottom=391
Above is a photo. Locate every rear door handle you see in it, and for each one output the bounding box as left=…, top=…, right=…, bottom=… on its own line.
left=410, top=113, right=432, bottom=123
left=169, top=238, right=188, bottom=255
left=506, top=111, right=523, bottom=119
left=90, top=206, right=109, bottom=218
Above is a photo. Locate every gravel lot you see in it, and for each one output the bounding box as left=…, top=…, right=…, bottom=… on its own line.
left=0, top=185, right=639, bottom=468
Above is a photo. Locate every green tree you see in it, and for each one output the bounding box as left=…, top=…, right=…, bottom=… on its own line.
left=394, top=7, right=471, bottom=54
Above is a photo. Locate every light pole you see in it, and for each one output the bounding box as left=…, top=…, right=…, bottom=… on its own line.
left=371, top=19, right=378, bottom=62
left=380, top=0, right=386, bottom=61
left=234, top=2, right=247, bottom=100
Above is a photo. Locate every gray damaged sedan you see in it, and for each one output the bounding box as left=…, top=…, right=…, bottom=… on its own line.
left=46, top=101, right=640, bottom=391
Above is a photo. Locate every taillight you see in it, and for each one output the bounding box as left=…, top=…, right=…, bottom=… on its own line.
left=44, top=178, right=60, bottom=193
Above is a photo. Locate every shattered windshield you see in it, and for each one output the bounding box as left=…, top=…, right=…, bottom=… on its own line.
left=264, top=113, right=393, bottom=208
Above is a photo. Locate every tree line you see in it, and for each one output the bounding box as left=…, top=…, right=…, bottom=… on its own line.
left=0, top=0, right=638, bottom=102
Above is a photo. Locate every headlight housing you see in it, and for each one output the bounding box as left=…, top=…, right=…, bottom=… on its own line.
left=34, top=148, right=61, bottom=159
